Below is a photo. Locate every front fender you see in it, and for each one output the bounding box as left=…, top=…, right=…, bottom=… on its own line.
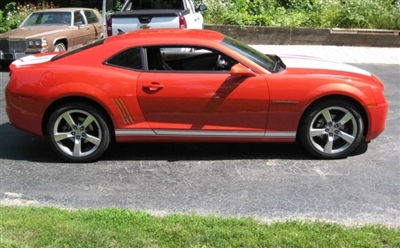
left=303, top=81, right=376, bottom=111
left=267, top=77, right=376, bottom=132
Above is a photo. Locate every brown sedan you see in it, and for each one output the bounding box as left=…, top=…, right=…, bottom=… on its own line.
left=0, top=8, right=103, bottom=64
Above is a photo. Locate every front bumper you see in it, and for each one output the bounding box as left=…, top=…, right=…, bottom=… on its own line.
left=1, top=44, right=48, bottom=61
left=365, top=101, right=388, bottom=141
left=0, top=50, right=29, bottom=61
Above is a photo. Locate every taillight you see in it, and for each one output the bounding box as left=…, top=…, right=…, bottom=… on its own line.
left=179, top=15, right=187, bottom=28
left=106, top=16, right=113, bottom=36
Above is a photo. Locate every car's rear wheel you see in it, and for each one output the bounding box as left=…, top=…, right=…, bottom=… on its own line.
left=54, top=42, right=66, bottom=52
left=46, top=103, right=111, bottom=163
left=299, top=99, right=364, bottom=159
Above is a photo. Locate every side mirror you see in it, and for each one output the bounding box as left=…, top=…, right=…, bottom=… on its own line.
left=230, top=63, right=256, bottom=77
left=196, top=4, right=207, bottom=12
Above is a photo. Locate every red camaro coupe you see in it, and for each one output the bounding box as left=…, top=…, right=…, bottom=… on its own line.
left=5, top=29, right=388, bottom=162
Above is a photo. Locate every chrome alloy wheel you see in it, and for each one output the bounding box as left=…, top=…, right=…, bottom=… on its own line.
left=47, top=103, right=111, bottom=162
left=309, top=106, right=358, bottom=154
left=53, top=109, right=102, bottom=158
left=54, top=42, right=66, bottom=52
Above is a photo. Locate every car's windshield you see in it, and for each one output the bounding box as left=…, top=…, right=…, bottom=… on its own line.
left=22, top=12, right=72, bottom=26
left=222, top=36, right=279, bottom=72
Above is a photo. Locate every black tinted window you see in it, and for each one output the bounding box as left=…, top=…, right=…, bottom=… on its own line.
left=132, top=0, right=183, bottom=9
left=107, top=48, right=142, bottom=70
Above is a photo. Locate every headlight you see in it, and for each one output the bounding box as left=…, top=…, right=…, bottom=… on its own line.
left=28, top=40, right=40, bottom=46
left=26, top=38, right=48, bottom=50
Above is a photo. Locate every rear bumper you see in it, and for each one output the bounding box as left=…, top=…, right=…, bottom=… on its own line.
left=5, top=86, right=44, bottom=136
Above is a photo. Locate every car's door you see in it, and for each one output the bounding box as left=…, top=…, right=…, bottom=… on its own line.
left=136, top=46, right=270, bottom=137
left=71, top=10, right=95, bottom=48
left=83, top=10, right=103, bottom=40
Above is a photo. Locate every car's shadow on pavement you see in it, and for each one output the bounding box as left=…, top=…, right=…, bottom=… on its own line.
left=0, top=123, right=62, bottom=162
left=0, top=122, right=315, bottom=163
left=103, top=141, right=311, bottom=162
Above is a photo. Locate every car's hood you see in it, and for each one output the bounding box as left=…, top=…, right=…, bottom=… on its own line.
left=0, top=26, right=72, bottom=39
left=278, top=54, right=371, bottom=77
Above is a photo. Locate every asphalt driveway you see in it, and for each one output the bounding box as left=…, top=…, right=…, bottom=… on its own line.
left=0, top=47, right=399, bottom=227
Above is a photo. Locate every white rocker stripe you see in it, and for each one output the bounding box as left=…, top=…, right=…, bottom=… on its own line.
left=115, top=129, right=296, bottom=138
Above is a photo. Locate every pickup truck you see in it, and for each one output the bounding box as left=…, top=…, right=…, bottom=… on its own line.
left=106, top=0, right=207, bottom=36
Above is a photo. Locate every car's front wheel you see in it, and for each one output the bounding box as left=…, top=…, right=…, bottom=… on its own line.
left=299, top=99, right=364, bottom=159
left=46, top=103, right=111, bottom=162
left=54, top=42, right=66, bottom=52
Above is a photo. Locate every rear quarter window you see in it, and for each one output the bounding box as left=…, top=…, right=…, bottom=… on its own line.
left=105, top=48, right=142, bottom=70
left=84, top=10, right=99, bottom=24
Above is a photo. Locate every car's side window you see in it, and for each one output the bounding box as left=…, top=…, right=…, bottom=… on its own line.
left=106, top=48, right=142, bottom=70
left=84, top=10, right=99, bottom=24
left=74, top=11, right=86, bottom=26
left=145, top=46, right=237, bottom=72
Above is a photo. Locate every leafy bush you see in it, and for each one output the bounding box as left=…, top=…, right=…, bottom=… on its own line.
left=202, top=0, right=281, bottom=26
left=202, top=0, right=400, bottom=29
left=0, top=1, right=56, bottom=32
left=333, top=0, right=400, bottom=29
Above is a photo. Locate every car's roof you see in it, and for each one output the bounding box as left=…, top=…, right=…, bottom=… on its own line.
left=32, top=7, right=96, bottom=13
left=106, top=29, right=226, bottom=44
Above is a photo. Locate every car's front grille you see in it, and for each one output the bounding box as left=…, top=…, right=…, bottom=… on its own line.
left=0, top=39, right=26, bottom=52
left=2, top=54, right=15, bottom=60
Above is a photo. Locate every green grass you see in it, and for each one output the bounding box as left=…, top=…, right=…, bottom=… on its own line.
left=0, top=206, right=399, bottom=247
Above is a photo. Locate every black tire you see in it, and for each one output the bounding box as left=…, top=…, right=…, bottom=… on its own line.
left=46, top=103, right=111, bottom=163
left=299, top=99, right=364, bottom=159
left=0, top=61, right=11, bottom=70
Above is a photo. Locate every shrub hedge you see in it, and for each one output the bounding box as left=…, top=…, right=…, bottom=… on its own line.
left=0, top=0, right=399, bottom=33
left=201, top=0, right=400, bottom=29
